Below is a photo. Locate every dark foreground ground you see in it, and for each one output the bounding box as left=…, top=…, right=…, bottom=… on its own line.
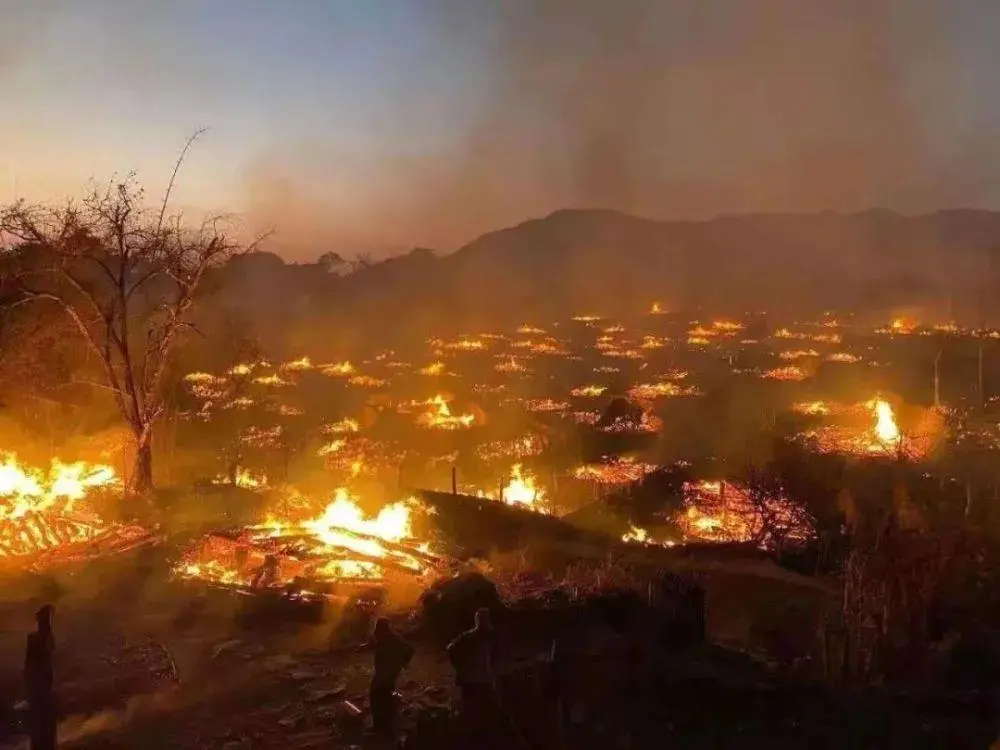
left=0, top=552, right=997, bottom=749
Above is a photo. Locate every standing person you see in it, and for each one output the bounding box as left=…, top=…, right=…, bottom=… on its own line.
left=368, top=618, right=414, bottom=736
left=447, top=608, right=499, bottom=738
left=24, top=604, right=56, bottom=750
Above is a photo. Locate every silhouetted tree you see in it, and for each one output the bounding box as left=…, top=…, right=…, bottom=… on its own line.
left=0, top=139, right=263, bottom=495
left=317, top=251, right=346, bottom=275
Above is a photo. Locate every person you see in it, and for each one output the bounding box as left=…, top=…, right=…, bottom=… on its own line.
left=447, top=608, right=499, bottom=734
left=24, top=604, right=56, bottom=750
left=369, top=618, right=414, bottom=735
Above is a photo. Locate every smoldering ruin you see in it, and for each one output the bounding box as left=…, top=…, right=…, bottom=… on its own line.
left=5, top=2, right=1000, bottom=749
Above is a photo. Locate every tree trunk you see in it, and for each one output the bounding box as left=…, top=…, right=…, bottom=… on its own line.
left=128, top=428, right=154, bottom=496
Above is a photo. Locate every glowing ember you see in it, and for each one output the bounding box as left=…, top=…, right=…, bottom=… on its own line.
left=418, top=362, right=446, bottom=376
left=763, top=366, right=808, bottom=381
left=571, top=385, right=607, bottom=398
left=522, top=398, right=571, bottom=413
left=496, top=357, right=530, bottom=374
left=417, top=396, right=476, bottom=430
left=281, top=356, right=314, bottom=372
left=254, top=373, right=290, bottom=387
left=679, top=480, right=812, bottom=550
left=779, top=349, right=820, bottom=360
left=622, top=525, right=676, bottom=548
left=628, top=382, right=697, bottom=400
left=326, top=418, right=360, bottom=434
left=573, top=458, right=656, bottom=485
left=213, top=469, right=268, bottom=489
left=321, top=361, right=356, bottom=377
left=827, top=352, right=861, bottom=363
left=348, top=375, right=387, bottom=388
left=792, top=401, right=833, bottom=416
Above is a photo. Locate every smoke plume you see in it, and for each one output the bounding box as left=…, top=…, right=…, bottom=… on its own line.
left=244, top=0, right=1000, bottom=259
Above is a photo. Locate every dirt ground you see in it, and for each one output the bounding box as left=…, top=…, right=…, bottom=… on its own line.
left=0, top=552, right=995, bottom=749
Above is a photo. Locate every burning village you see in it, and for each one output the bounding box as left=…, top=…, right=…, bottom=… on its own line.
left=1, top=184, right=1000, bottom=750
left=10, top=4, right=1000, bottom=748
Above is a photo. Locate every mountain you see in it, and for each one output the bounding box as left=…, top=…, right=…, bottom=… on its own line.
left=210, top=208, right=1000, bottom=354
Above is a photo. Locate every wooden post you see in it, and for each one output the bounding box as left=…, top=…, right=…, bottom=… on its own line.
left=979, top=343, right=985, bottom=410
left=934, top=349, right=942, bottom=408
left=451, top=465, right=457, bottom=495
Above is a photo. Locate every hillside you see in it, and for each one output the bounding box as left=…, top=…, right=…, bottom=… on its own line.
left=207, top=208, right=1000, bottom=355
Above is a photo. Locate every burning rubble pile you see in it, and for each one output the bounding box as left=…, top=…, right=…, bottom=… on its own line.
left=0, top=454, right=151, bottom=567
left=799, top=397, right=936, bottom=459
left=174, top=488, right=442, bottom=597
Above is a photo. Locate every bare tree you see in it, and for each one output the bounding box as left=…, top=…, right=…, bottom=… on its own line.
left=0, top=143, right=263, bottom=496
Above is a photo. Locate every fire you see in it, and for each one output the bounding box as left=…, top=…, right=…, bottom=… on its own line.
left=213, top=469, right=267, bottom=489
left=763, top=366, right=809, bottom=381
left=779, top=349, right=820, bottom=360
left=326, top=418, right=360, bottom=434
left=868, top=397, right=900, bottom=448
left=348, top=375, right=387, bottom=388
left=176, top=489, right=436, bottom=588
left=628, top=382, right=697, bottom=400
left=649, top=302, right=664, bottom=315
left=419, top=361, right=446, bottom=376
left=496, top=357, right=530, bottom=374
left=281, top=356, right=313, bottom=372
left=0, top=455, right=132, bottom=561
left=500, top=464, right=547, bottom=512
left=678, top=480, right=811, bottom=549
left=571, top=385, right=607, bottom=398
left=622, top=525, right=675, bottom=548
left=827, top=352, right=861, bottom=363
left=573, top=458, right=656, bottom=485
left=254, top=373, right=289, bottom=387
left=792, top=401, right=832, bottom=416
left=321, top=361, right=356, bottom=377
left=417, top=395, right=476, bottom=430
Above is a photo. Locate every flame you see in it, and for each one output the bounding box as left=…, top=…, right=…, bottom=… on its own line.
left=649, top=302, right=664, bottom=315
left=417, top=395, right=475, bottom=430
left=622, top=525, right=675, bottom=547
left=281, top=356, right=313, bottom=371
left=763, top=366, right=808, bottom=381
left=321, top=361, right=356, bottom=376
left=213, top=469, right=267, bottom=489
left=0, top=455, right=123, bottom=559
left=419, top=361, right=446, bottom=376
left=868, top=397, right=900, bottom=447
left=571, top=385, right=607, bottom=398
left=176, top=489, right=435, bottom=588
left=500, top=464, right=547, bottom=512
left=792, top=401, right=832, bottom=416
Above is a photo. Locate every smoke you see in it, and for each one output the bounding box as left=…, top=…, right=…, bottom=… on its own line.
left=242, top=0, right=1000, bottom=259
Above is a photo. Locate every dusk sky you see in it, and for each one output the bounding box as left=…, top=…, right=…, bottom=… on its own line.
left=3, top=1, right=1000, bottom=259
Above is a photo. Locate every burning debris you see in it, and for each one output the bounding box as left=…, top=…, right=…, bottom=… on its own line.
left=175, top=489, right=440, bottom=593
left=0, top=455, right=150, bottom=565
left=416, top=396, right=476, bottom=430
left=499, top=464, right=548, bottom=513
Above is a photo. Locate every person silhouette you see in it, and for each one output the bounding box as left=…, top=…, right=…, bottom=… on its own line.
left=25, top=604, right=56, bottom=750
left=369, top=618, right=414, bottom=735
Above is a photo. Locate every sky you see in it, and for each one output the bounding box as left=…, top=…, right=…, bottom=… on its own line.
left=2, top=0, right=1000, bottom=259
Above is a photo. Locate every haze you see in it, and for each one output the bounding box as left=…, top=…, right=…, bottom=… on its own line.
left=2, top=0, right=999, bottom=259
